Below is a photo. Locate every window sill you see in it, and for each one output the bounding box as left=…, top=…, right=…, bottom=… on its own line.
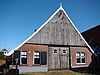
left=76, top=63, right=86, bottom=65
left=20, top=64, right=28, bottom=66
left=33, top=64, right=41, bottom=66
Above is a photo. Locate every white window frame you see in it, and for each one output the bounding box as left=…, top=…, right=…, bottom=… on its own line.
left=20, top=51, right=27, bottom=65
left=54, top=49, right=57, bottom=54
left=76, top=52, right=86, bottom=64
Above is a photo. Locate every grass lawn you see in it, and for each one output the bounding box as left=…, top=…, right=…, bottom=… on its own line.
left=20, top=70, right=95, bottom=75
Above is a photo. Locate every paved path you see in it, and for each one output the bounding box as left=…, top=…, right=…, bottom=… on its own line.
left=18, top=66, right=48, bottom=72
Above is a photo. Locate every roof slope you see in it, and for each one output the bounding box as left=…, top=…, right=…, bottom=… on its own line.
left=82, top=25, right=100, bottom=46
left=6, top=6, right=95, bottom=56
left=82, top=25, right=100, bottom=54
left=1, top=48, right=8, bottom=51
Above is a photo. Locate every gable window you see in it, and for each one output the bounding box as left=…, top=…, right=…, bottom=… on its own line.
left=63, top=50, right=66, bottom=53
left=54, top=49, right=57, bottom=54
left=76, top=52, right=86, bottom=64
left=21, top=51, right=27, bottom=64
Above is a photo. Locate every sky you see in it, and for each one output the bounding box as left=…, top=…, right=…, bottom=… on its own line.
left=0, top=0, right=100, bottom=51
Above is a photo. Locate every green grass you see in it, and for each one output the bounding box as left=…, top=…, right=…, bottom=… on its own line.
left=20, top=70, right=95, bottom=75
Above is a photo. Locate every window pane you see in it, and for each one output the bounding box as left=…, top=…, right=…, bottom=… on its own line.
left=81, top=53, right=85, bottom=57
left=77, top=58, right=81, bottom=63
left=21, top=58, right=27, bottom=64
left=21, top=56, right=27, bottom=58
left=34, top=52, right=39, bottom=55
left=76, top=52, right=80, bottom=57
left=34, top=56, right=39, bottom=58
left=21, top=51, right=27, bottom=55
left=34, top=58, right=40, bottom=64
left=82, top=58, right=85, bottom=63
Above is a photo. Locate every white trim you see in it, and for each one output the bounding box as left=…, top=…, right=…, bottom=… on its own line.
left=76, top=63, right=86, bottom=65
left=6, top=5, right=96, bottom=56
left=71, top=65, right=88, bottom=68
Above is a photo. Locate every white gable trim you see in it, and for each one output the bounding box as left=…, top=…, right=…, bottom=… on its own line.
left=6, top=6, right=96, bottom=56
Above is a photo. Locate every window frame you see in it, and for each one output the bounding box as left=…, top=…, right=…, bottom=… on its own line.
left=76, top=52, right=86, bottom=64
left=54, top=49, right=57, bottom=54
left=21, top=51, right=27, bottom=65
left=34, top=51, right=40, bottom=65
left=63, top=50, right=66, bottom=54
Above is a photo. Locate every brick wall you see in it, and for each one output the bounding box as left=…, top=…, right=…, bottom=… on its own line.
left=18, top=43, right=48, bottom=67
left=71, top=47, right=92, bottom=68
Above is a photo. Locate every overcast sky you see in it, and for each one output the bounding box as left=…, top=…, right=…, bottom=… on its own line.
left=0, top=0, right=100, bottom=51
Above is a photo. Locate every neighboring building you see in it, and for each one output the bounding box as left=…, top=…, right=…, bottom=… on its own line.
left=1, top=48, right=9, bottom=55
left=82, top=25, right=100, bottom=66
left=82, top=25, right=100, bottom=55
left=7, top=5, right=95, bottom=72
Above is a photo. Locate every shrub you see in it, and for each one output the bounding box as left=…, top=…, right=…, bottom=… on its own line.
left=0, top=52, right=5, bottom=60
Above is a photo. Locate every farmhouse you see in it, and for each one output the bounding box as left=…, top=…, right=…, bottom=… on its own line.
left=7, top=5, right=95, bottom=72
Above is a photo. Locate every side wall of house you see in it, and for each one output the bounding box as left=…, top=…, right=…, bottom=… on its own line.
left=71, top=47, right=92, bottom=68
left=18, top=44, right=48, bottom=67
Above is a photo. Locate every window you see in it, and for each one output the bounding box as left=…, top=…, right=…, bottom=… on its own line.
left=54, top=49, right=57, bottom=53
left=76, top=52, right=86, bottom=64
left=63, top=50, right=66, bottom=53
left=34, top=51, right=40, bottom=64
left=34, top=51, right=47, bottom=65
left=81, top=52, right=85, bottom=63
left=21, top=51, right=27, bottom=64
left=76, top=52, right=81, bottom=63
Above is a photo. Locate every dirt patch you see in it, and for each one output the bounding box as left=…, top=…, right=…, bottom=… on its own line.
left=20, top=70, right=95, bottom=75
left=0, top=60, right=6, bottom=66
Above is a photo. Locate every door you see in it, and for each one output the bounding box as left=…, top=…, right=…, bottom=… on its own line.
left=60, top=47, right=69, bottom=69
left=48, top=47, right=69, bottom=70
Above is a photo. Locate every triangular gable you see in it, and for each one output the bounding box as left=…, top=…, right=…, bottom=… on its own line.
left=6, top=6, right=95, bottom=56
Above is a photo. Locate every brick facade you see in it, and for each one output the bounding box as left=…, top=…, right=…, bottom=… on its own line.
left=18, top=43, right=48, bottom=67
left=71, top=47, right=92, bottom=68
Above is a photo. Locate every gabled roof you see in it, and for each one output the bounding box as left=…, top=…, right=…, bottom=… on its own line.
left=1, top=48, right=8, bottom=51
left=6, top=5, right=96, bottom=56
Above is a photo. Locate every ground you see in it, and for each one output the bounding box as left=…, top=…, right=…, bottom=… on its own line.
left=19, top=70, right=95, bottom=75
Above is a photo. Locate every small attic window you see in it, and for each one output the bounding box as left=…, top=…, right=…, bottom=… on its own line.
left=63, top=50, right=66, bottom=53
left=54, top=49, right=57, bottom=54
